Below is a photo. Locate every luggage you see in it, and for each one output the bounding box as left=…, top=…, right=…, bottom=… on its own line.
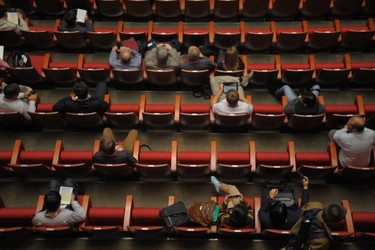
left=159, top=201, right=191, bottom=229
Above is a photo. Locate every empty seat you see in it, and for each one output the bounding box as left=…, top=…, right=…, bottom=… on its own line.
left=331, top=0, right=364, bottom=18
left=211, top=22, right=242, bottom=50
left=300, top=0, right=331, bottom=19
left=306, top=20, right=340, bottom=51
left=338, top=19, right=375, bottom=51
left=146, top=69, right=178, bottom=88
left=124, top=0, right=154, bottom=21
left=247, top=55, right=279, bottom=88
left=273, top=21, right=307, bottom=52
left=78, top=54, right=111, bottom=86
left=105, top=102, right=140, bottom=130
left=251, top=103, right=286, bottom=130
left=42, top=53, right=78, bottom=87
left=95, top=0, right=125, bottom=18
left=55, top=30, right=88, bottom=51
left=241, top=0, right=269, bottom=20
left=180, top=69, right=211, bottom=88
left=34, top=0, right=66, bottom=17
left=155, top=0, right=182, bottom=20
left=243, top=22, right=274, bottom=52
left=183, top=0, right=211, bottom=21
left=179, top=100, right=213, bottom=131
left=270, top=0, right=300, bottom=20
left=65, top=112, right=104, bottom=130
left=347, top=56, right=375, bottom=88
left=212, top=0, right=239, bottom=21
left=22, top=30, right=56, bottom=50
left=352, top=211, right=375, bottom=239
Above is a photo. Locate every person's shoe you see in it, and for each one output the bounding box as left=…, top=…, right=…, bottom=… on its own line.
left=210, top=176, right=220, bottom=193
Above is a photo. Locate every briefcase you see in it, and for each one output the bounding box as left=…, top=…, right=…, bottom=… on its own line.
left=159, top=201, right=191, bottom=229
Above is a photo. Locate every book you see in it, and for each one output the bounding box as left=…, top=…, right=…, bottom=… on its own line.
left=7, top=12, right=19, bottom=25
left=0, top=45, right=4, bottom=60
left=59, top=186, right=73, bottom=208
left=76, top=9, right=87, bottom=23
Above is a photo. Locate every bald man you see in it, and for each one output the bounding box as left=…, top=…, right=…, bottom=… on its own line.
left=329, top=116, right=375, bottom=167
left=109, top=45, right=142, bottom=69
left=181, top=46, right=215, bottom=71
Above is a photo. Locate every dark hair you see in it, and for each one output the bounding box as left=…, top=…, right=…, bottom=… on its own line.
left=227, top=202, right=250, bottom=228
left=0, top=5, right=6, bottom=18
left=226, top=89, right=239, bottom=106
left=64, top=10, right=77, bottom=27
left=99, top=137, right=116, bottom=155
left=300, top=89, right=316, bottom=107
left=323, top=204, right=347, bottom=223
left=73, top=81, right=89, bottom=99
left=44, top=191, right=61, bottom=212
left=4, top=83, right=20, bottom=99
left=270, top=201, right=287, bottom=226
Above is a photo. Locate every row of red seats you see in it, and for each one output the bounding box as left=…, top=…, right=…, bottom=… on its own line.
left=4, top=0, right=375, bottom=21
left=2, top=19, right=374, bottom=53
left=1, top=94, right=373, bottom=132
left=1, top=137, right=374, bottom=181
left=0, top=194, right=361, bottom=240
left=5, top=52, right=375, bottom=90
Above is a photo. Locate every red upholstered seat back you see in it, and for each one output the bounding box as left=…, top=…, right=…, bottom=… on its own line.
left=139, top=152, right=171, bottom=164
left=131, top=207, right=164, bottom=225
left=341, top=25, right=369, bottom=34
left=60, top=151, right=93, bottom=164
left=29, top=26, right=56, bottom=34
left=0, top=150, right=12, bottom=164
left=365, top=104, right=375, bottom=114
left=179, top=151, right=211, bottom=164
left=325, top=105, right=358, bottom=115
left=83, top=62, right=110, bottom=71
left=281, top=63, right=310, bottom=72
left=215, top=28, right=240, bottom=34
left=352, top=212, right=375, bottom=232
left=20, top=151, right=54, bottom=164
left=247, top=63, right=276, bottom=71
left=253, top=104, right=284, bottom=114
left=308, top=26, right=335, bottom=35
left=217, top=152, right=250, bottom=164
left=0, top=207, right=35, bottom=227
left=109, top=104, right=139, bottom=113
left=315, top=62, right=345, bottom=71
left=145, top=104, right=174, bottom=113
left=87, top=207, right=125, bottom=226
left=36, top=103, right=54, bottom=112
left=295, top=152, right=331, bottom=166
left=30, top=55, right=45, bottom=76
left=276, top=27, right=303, bottom=35
left=256, top=152, right=290, bottom=165
left=49, top=62, right=78, bottom=71
left=184, top=28, right=209, bottom=33
left=180, top=104, right=210, bottom=113
left=351, top=62, right=375, bottom=71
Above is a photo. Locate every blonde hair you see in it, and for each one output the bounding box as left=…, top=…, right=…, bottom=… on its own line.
left=224, top=46, right=240, bottom=71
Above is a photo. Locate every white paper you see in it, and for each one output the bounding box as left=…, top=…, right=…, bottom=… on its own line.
left=0, top=45, right=4, bottom=60
left=59, top=186, right=73, bottom=207
left=7, top=12, right=18, bottom=25
left=76, top=9, right=87, bottom=23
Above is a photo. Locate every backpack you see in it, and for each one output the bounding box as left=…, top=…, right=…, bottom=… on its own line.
left=6, top=50, right=32, bottom=68
left=266, top=182, right=297, bottom=208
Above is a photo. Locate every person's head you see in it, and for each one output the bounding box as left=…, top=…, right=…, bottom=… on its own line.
left=99, top=137, right=116, bottom=155
left=227, top=202, right=252, bottom=228
left=3, top=83, right=20, bottom=100
left=300, top=89, right=317, bottom=107
left=0, top=5, right=7, bottom=19
left=187, top=46, right=200, bottom=63
left=120, top=49, right=132, bottom=64
left=323, top=203, right=347, bottom=223
left=224, top=46, right=239, bottom=71
left=73, top=81, right=89, bottom=100
left=346, top=116, right=365, bottom=133
left=226, top=89, right=239, bottom=107
left=44, top=191, right=61, bottom=212
left=156, top=46, right=169, bottom=66
left=64, top=10, right=77, bottom=27
left=269, top=201, right=288, bottom=226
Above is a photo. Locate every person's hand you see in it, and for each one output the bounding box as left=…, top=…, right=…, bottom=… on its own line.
left=269, top=188, right=278, bottom=199
left=17, top=13, right=24, bottom=20
left=84, top=14, right=88, bottom=20
left=163, top=43, right=172, bottom=50
left=119, top=46, right=129, bottom=52
left=70, top=194, right=76, bottom=203
left=219, top=83, right=224, bottom=92
left=156, top=43, right=165, bottom=48
left=302, top=176, right=309, bottom=189
left=115, top=145, right=124, bottom=151
left=71, top=95, right=78, bottom=101
left=25, top=89, right=33, bottom=97
left=28, top=93, right=38, bottom=101
left=112, top=45, right=118, bottom=51
left=224, top=195, right=232, bottom=204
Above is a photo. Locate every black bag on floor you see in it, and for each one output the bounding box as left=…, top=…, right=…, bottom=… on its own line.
left=159, top=201, right=191, bottom=229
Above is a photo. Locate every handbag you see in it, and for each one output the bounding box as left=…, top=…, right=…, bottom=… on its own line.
left=159, top=201, right=191, bottom=229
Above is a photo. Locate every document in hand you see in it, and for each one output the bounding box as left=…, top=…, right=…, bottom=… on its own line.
left=76, top=9, right=87, bottom=23
left=7, top=12, right=19, bottom=25
left=59, top=186, right=73, bottom=208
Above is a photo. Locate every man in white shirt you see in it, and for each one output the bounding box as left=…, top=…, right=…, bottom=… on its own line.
left=329, top=116, right=375, bottom=167
left=0, top=83, right=37, bottom=120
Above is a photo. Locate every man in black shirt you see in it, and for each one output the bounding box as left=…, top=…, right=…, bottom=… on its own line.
left=93, top=128, right=138, bottom=166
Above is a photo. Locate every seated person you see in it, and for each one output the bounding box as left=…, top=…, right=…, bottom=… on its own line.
left=211, top=82, right=253, bottom=115
left=58, top=9, right=94, bottom=38
left=145, top=43, right=181, bottom=69
left=216, top=46, right=244, bottom=71
left=211, top=176, right=253, bottom=228
left=32, top=179, right=86, bottom=227
left=0, top=5, right=29, bottom=35
left=53, top=81, right=109, bottom=114
left=93, top=127, right=138, bottom=166
left=0, top=83, right=37, bottom=120
left=109, top=45, right=142, bottom=69
left=181, top=46, right=215, bottom=71
left=274, top=84, right=325, bottom=117
left=259, top=176, right=309, bottom=230
left=329, top=116, right=375, bottom=168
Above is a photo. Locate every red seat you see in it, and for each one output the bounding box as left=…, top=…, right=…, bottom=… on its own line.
left=352, top=211, right=375, bottom=239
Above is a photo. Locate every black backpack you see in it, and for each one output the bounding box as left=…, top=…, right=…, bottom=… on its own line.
left=6, top=50, right=32, bottom=68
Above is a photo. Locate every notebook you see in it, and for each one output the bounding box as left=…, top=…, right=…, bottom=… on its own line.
left=76, top=9, right=87, bottom=23
left=7, top=12, right=18, bottom=25
left=59, top=186, right=73, bottom=208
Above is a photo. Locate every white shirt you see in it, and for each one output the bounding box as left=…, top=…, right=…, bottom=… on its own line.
left=333, top=127, right=375, bottom=167
left=0, top=94, right=36, bottom=120
left=213, top=99, right=253, bottom=115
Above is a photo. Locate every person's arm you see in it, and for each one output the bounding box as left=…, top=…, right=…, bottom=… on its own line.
left=109, top=49, right=119, bottom=68
left=300, top=176, right=309, bottom=207
left=211, top=83, right=224, bottom=107
left=18, top=13, right=29, bottom=31
left=131, top=50, right=142, bottom=68
left=84, top=20, right=94, bottom=32
left=52, top=97, right=70, bottom=112
left=284, top=103, right=295, bottom=117
left=27, top=94, right=37, bottom=112
left=99, top=100, right=109, bottom=113
left=66, top=195, right=86, bottom=225
left=239, top=95, right=251, bottom=105
left=207, top=57, right=216, bottom=71
left=167, top=48, right=181, bottom=67
left=125, top=151, right=137, bottom=166
left=144, top=48, right=157, bottom=69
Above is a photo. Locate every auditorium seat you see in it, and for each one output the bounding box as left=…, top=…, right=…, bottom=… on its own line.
left=278, top=55, right=314, bottom=88
left=78, top=54, right=111, bottom=86
left=155, top=0, right=182, bottom=21
left=151, top=21, right=180, bottom=43
left=176, top=140, right=214, bottom=181
left=300, top=0, right=331, bottom=19
left=240, top=0, right=269, bottom=20
left=54, top=30, right=88, bottom=51
left=0, top=141, right=14, bottom=177
left=6, top=54, right=45, bottom=87
left=3, top=0, right=36, bottom=16
left=211, top=21, right=242, bottom=50
left=8, top=139, right=55, bottom=178
left=212, top=0, right=239, bottom=21
left=247, top=54, right=279, bottom=88
left=213, top=140, right=252, bottom=181
left=272, top=21, right=307, bottom=52
left=251, top=102, right=286, bottom=130
left=42, top=53, right=78, bottom=87
left=65, top=112, right=104, bottom=130
left=52, top=140, right=94, bottom=178
left=269, top=0, right=300, bottom=20
left=331, top=0, right=364, bottom=18
left=67, top=0, right=95, bottom=16
left=112, top=68, right=145, bottom=88
left=338, top=19, right=375, bottom=51
left=243, top=21, right=274, bottom=52
left=119, top=21, right=149, bottom=42
left=145, top=68, right=178, bottom=88
left=133, top=140, right=176, bottom=181
left=254, top=141, right=295, bottom=180
left=124, top=0, right=154, bottom=21
left=0, top=197, right=35, bottom=238
left=95, top=0, right=125, bottom=18
left=22, top=30, right=56, bottom=51
left=33, top=194, right=90, bottom=237
left=364, top=0, right=375, bottom=17
left=87, top=30, right=117, bottom=51
left=296, top=141, right=338, bottom=179
left=183, top=0, right=211, bottom=21
left=0, top=111, right=30, bottom=129
left=178, top=96, right=213, bottom=131
left=352, top=211, right=375, bottom=240
left=323, top=95, right=365, bottom=129
left=182, top=22, right=210, bottom=49
left=105, top=98, right=140, bottom=130
left=305, top=20, right=340, bottom=51
left=346, top=54, right=375, bottom=88
left=180, top=69, right=211, bottom=88
left=81, top=197, right=125, bottom=237
left=34, top=0, right=66, bottom=17
left=216, top=195, right=260, bottom=237
left=364, top=103, right=375, bottom=130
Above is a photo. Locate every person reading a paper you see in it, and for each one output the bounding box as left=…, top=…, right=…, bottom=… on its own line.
left=32, top=179, right=86, bottom=227
left=58, top=8, right=94, bottom=38
left=0, top=5, right=29, bottom=36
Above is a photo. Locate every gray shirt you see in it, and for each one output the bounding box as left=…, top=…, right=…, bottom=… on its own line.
left=0, top=17, right=29, bottom=35
left=144, top=47, right=181, bottom=69
left=0, top=94, right=36, bottom=120
left=32, top=201, right=86, bottom=227
left=333, top=127, right=375, bottom=167
left=109, top=49, right=142, bottom=69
